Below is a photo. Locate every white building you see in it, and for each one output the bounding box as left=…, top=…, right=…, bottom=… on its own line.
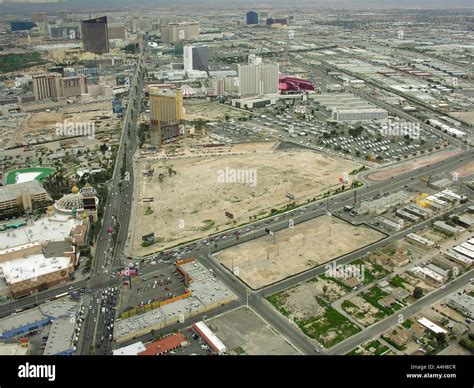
left=410, top=266, right=445, bottom=284
left=237, top=55, right=279, bottom=97
left=447, top=294, right=474, bottom=319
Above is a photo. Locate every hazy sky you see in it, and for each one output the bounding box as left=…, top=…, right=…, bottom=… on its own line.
left=0, top=0, right=473, bottom=13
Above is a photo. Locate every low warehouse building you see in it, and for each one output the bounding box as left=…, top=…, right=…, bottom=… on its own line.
left=193, top=321, right=226, bottom=355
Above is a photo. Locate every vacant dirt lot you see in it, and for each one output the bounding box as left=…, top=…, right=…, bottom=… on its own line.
left=453, top=160, right=474, bottom=178
left=343, top=296, right=383, bottom=327
left=367, top=149, right=462, bottom=182
left=184, top=101, right=246, bottom=121
left=131, top=143, right=359, bottom=255
left=275, top=281, right=325, bottom=321
left=218, top=216, right=384, bottom=289
left=207, top=307, right=300, bottom=355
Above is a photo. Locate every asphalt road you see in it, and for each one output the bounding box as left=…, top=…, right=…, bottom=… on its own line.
left=328, top=269, right=474, bottom=355
left=1, top=54, right=471, bottom=355
left=80, top=39, right=146, bottom=354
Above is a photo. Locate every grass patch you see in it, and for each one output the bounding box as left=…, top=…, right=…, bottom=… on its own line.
left=349, top=258, right=389, bottom=285
left=0, top=52, right=46, bottom=73
left=361, top=286, right=401, bottom=317
left=200, top=219, right=215, bottom=232
left=296, top=297, right=361, bottom=348
left=365, top=339, right=389, bottom=355
left=144, top=207, right=154, bottom=216
left=266, top=291, right=291, bottom=318
left=320, top=273, right=352, bottom=292
left=390, top=275, right=406, bottom=289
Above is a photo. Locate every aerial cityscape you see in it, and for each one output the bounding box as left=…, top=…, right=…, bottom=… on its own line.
left=0, top=0, right=472, bottom=383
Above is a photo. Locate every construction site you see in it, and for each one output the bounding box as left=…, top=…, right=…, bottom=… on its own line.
left=131, top=141, right=359, bottom=255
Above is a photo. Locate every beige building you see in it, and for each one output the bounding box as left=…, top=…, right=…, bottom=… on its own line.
left=0, top=180, right=51, bottom=219
left=160, top=22, right=199, bottom=44
left=32, top=73, right=88, bottom=101
left=0, top=242, right=42, bottom=264
left=31, top=12, right=48, bottom=24
left=149, top=89, right=183, bottom=146
left=108, top=24, right=127, bottom=40
left=237, top=55, right=279, bottom=97
left=1, top=253, right=74, bottom=298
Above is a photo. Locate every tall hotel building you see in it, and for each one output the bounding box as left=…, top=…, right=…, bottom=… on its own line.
left=237, top=55, right=279, bottom=97
left=149, top=89, right=184, bottom=146
left=81, top=16, right=109, bottom=54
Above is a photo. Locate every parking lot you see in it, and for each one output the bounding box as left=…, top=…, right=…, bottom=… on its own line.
left=118, top=265, right=187, bottom=314
left=230, top=105, right=446, bottom=164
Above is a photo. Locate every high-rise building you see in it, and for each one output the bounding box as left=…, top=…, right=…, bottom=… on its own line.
left=56, top=11, right=68, bottom=22
left=183, top=45, right=209, bottom=71
left=237, top=55, right=279, bottom=97
left=32, top=73, right=88, bottom=101
left=31, top=12, right=48, bottom=24
left=0, top=180, right=51, bottom=219
left=132, top=20, right=157, bottom=33
left=160, top=22, right=199, bottom=44
left=248, top=54, right=262, bottom=66
left=246, top=11, right=258, bottom=25
left=108, top=24, right=126, bottom=40
left=149, top=89, right=184, bottom=146
left=266, top=18, right=288, bottom=26
left=32, top=73, right=61, bottom=100
left=81, top=16, right=109, bottom=54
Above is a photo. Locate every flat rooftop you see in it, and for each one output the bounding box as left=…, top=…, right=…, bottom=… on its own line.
left=113, top=341, right=146, bottom=356
left=40, top=299, right=79, bottom=319
left=115, top=260, right=236, bottom=340
left=43, top=316, right=76, bottom=355
left=0, top=215, right=82, bottom=250
left=1, top=254, right=71, bottom=285
left=0, top=309, right=47, bottom=337
left=0, top=180, right=47, bottom=202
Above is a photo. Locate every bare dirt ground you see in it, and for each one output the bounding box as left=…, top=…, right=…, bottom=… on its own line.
left=450, top=111, right=474, bottom=126
left=367, top=149, right=462, bottom=182
left=277, top=281, right=325, bottom=321
left=207, top=307, right=300, bottom=355
left=183, top=101, right=246, bottom=121
left=453, top=160, right=474, bottom=178
left=217, top=215, right=384, bottom=289
left=131, top=143, right=360, bottom=256
left=344, top=295, right=382, bottom=327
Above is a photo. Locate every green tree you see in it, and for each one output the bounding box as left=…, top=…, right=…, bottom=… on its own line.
left=413, top=287, right=423, bottom=299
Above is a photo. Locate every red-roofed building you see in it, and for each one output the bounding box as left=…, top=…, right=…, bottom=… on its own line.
left=138, top=333, right=188, bottom=355
left=19, top=338, right=29, bottom=347
left=278, top=76, right=315, bottom=93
